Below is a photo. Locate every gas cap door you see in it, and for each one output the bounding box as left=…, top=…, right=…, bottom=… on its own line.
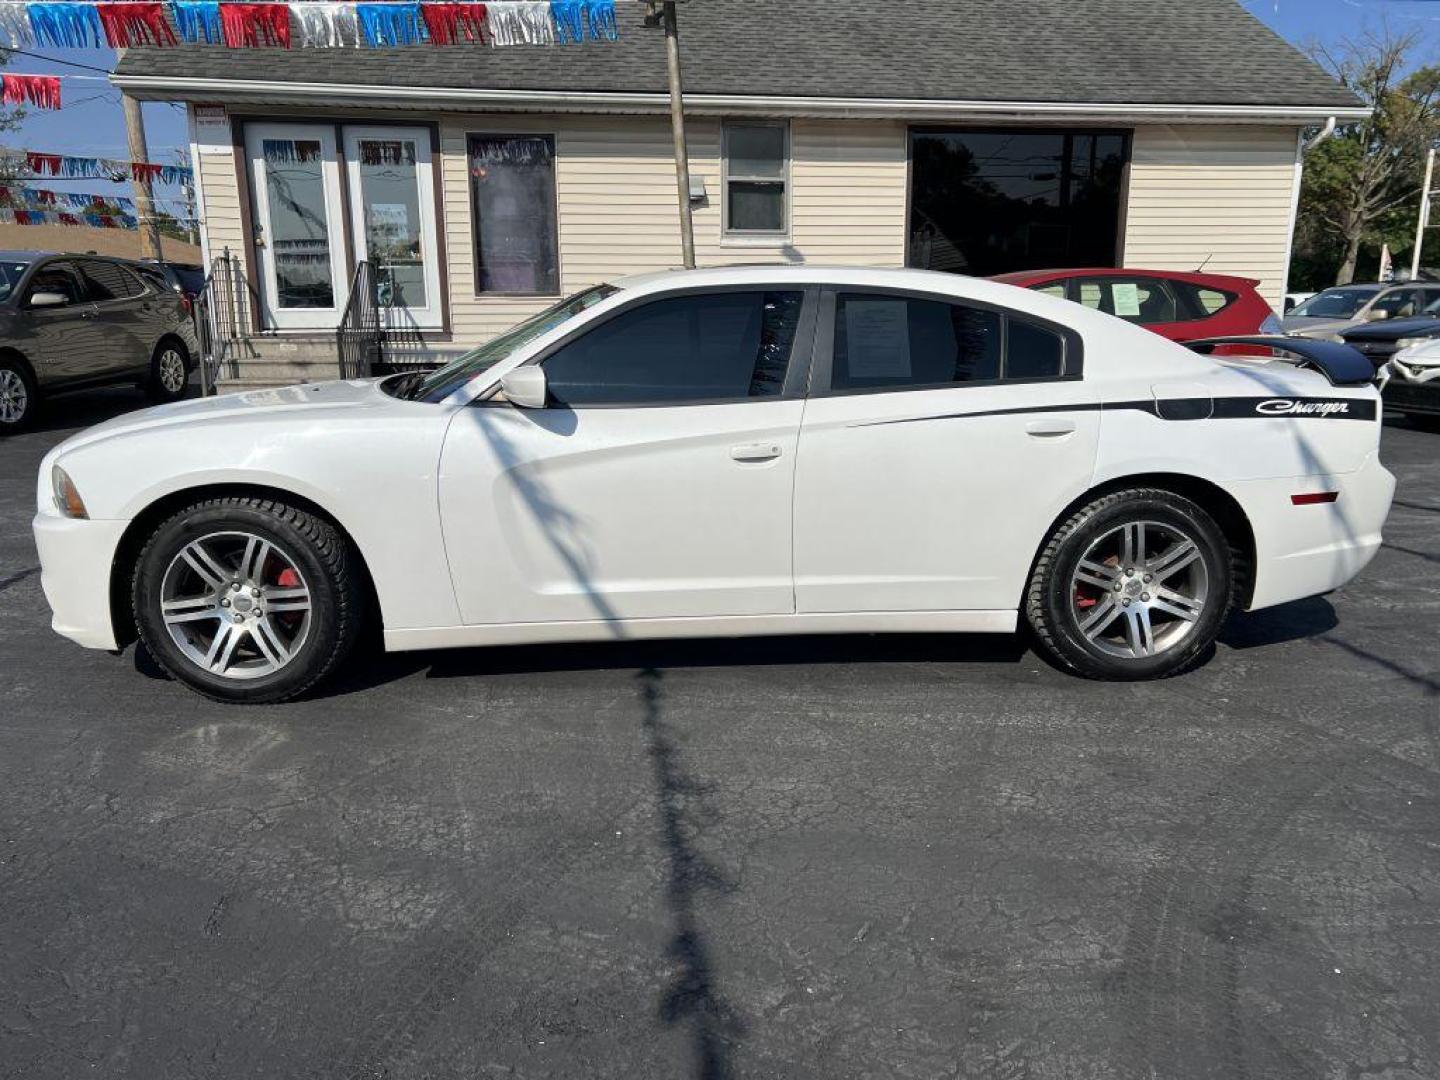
left=1150, top=381, right=1213, bottom=421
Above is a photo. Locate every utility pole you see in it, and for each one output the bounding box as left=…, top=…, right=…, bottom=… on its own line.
left=122, top=92, right=164, bottom=262
left=648, top=0, right=695, bottom=269
left=1413, top=146, right=1436, bottom=281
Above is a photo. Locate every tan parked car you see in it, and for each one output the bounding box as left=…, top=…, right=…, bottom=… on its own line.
left=0, top=250, right=201, bottom=433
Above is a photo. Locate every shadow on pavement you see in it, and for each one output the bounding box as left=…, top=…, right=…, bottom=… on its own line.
left=1220, top=596, right=1338, bottom=650
left=23, top=383, right=196, bottom=437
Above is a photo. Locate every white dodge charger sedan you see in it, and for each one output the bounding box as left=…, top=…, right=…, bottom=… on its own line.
left=33, top=266, right=1395, bottom=703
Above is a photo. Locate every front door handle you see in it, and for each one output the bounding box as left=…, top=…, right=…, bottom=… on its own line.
left=730, top=442, right=783, bottom=463
left=1025, top=419, right=1076, bottom=438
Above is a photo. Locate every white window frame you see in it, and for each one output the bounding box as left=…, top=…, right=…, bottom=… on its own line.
left=721, top=119, right=790, bottom=242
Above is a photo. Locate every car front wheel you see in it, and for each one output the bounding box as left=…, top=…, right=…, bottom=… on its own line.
left=1025, top=488, right=1233, bottom=680
left=147, top=341, right=190, bottom=403
left=133, top=496, right=364, bottom=703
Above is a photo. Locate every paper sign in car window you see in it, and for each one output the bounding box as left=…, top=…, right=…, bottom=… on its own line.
left=1111, top=282, right=1142, bottom=318
left=1079, top=282, right=1103, bottom=309
left=845, top=300, right=912, bottom=378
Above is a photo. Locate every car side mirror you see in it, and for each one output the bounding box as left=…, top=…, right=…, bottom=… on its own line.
left=28, top=290, right=69, bottom=308
left=1365, top=308, right=1390, bottom=321
left=499, top=366, right=548, bottom=409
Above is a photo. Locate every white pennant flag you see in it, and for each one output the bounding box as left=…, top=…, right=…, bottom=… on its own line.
left=0, top=3, right=36, bottom=47
left=488, top=1, right=557, bottom=46
left=290, top=2, right=361, bottom=48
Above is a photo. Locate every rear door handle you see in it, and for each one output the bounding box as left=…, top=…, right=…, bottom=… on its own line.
left=730, top=442, right=783, bottom=463
left=1025, top=419, right=1076, bottom=438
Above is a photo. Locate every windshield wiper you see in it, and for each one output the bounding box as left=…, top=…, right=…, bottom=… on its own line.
left=391, top=371, right=426, bottom=401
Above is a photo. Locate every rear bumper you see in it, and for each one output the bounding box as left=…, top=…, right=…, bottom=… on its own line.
left=32, top=511, right=128, bottom=650
left=1234, top=451, right=1396, bottom=611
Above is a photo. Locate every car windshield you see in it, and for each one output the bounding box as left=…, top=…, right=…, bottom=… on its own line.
left=1289, top=287, right=1378, bottom=319
left=0, top=260, right=32, bottom=302
left=411, top=284, right=620, bottom=402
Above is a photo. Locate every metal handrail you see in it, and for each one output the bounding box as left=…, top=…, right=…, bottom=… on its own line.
left=337, top=260, right=383, bottom=379
left=191, top=249, right=255, bottom=396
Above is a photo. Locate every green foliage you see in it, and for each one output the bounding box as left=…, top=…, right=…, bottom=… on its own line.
left=1295, top=31, right=1440, bottom=286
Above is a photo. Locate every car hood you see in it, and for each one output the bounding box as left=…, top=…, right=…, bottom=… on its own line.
left=53, top=378, right=398, bottom=455
left=1341, top=316, right=1440, bottom=342
left=1281, top=316, right=1352, bottom=335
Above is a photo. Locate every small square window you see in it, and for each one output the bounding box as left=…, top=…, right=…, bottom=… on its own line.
left=724, top=122, right=788, bottom=236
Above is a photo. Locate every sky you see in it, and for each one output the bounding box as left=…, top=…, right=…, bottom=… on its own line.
left=3, top=2, right=1440, bottom=227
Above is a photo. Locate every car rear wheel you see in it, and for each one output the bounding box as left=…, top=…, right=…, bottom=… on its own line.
left=1025, top=488, right=1233, bottom=680
left=132, top=496, right=364, bottom=703
left=147, top=341, right=189, bottom=403
left=0, top=358, right=37, bottom=433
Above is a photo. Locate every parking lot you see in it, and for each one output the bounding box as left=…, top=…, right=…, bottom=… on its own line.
left=1, top=388, right=1437, bottom=1080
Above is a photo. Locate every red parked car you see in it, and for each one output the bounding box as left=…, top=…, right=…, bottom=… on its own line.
left=989, top=268, right=1283, bottom=341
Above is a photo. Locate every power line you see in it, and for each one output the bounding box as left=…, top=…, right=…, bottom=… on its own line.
left=0, top=46, right=114, bottom=75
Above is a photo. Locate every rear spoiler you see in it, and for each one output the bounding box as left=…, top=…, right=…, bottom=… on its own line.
left=1185, top=336, right=1376, bottom=388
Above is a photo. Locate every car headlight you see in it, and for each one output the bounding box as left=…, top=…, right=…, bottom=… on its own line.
left=1395, top=337, right=1432, bottom=350
left=51, top=465, right=88, bottom=519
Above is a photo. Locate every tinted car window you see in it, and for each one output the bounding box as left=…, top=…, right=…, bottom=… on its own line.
left=833, top=294, right=1000, bottom=391
left=1077, top=277, right=1179, bottom=324
left=79, top=259, right=145, bottom=301
left=0, top=260, right=31, bottom=302
left=1006, top=319, right=1066, bottom=379
left=25, top=263, right=84, bottom=305
left=542, top=291, right=804, bottom=406
left=1288, top=287, right=1376, bottom=319
left=168, top=265, right=206, bottom=294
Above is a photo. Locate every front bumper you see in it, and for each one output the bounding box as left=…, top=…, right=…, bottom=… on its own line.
left=1233, top=451, right=1396, bottom=611
left=1382, top=361, right=1440, bottom=415
left=32, top=511, right=129, bottom=650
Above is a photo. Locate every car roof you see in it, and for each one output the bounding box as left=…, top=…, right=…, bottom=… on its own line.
left=0, top=250, right=48, bottom=262
left=1313, top=283, right=1388, bottom=294
left=989, top=267, right=1263, bottom=289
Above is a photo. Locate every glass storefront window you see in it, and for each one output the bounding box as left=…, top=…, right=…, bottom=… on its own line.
left=469, top=135, right=560, bottom=296
left=907, top=129, right=1129, bottom=276
left=262, top=138, right=335, bottom=309
left=356, top=138, right=427, bottom=309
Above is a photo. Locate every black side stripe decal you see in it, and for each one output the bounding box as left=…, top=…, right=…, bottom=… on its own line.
left=852, top=396, right=1378, bottom=429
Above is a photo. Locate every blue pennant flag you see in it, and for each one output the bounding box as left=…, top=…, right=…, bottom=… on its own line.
left=356, top=3, right=425, bottom=46
left=171, top=1, right=224, bottom=44
left=28, top=2, right=105, bottom=48
left=552, top=1, right=584, bottom=44
left=584, top=0, right=617, bottom=41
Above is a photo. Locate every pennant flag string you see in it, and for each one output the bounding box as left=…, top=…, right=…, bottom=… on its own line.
left=0, top=148, right=193, bottom=184
left=0, top=184, right=140, bottom=213
left=1, top=73, right=60, bottom=109
left=0, top=0, right=617, bottom=48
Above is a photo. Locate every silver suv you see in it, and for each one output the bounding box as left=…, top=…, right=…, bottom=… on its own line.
left=0, top=251, right=201, bottom=433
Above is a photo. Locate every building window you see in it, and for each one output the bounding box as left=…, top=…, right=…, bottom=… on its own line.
left=469, top=134, right=559, bottom=295
left=908, top=129, right=1129, bottom=276
left=723, top=121, right=788, bottom=236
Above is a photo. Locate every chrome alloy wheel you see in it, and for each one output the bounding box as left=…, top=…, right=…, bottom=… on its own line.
left=159, top=531, right=312, bottom=680
left=0, top=369, right=27, bottom=423
left=1069, top=519, right=1209, bottom=660
left=158, top=349, right=186, bottom=393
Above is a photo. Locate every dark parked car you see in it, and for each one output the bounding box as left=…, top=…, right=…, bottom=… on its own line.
left=1340, top=309, right=1440, bottom=425
left=1338, top=309, right=1440, bottom=366
left=0, top=250, right=201, bottom=432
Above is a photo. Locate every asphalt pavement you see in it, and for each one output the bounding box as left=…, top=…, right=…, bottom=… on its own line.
left=1, top=386, right=1438, bottom=1080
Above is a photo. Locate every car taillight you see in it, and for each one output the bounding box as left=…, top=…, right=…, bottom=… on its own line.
left=180, top=293, right=194, bottom=316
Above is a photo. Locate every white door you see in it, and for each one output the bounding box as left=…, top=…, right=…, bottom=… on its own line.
left=245, top=123, right=348, bottom=330
left=437, top=288, right=815, bottom=627
left=342, top=125, right=443, bottom=331
left=793, top=289, right=1101, bottom=614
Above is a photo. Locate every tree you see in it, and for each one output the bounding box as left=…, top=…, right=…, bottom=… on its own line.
left=1300, top=30, right=1440, bottom=285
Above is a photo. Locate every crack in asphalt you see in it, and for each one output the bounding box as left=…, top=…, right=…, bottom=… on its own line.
left=0, top=566, right=39, bottom=592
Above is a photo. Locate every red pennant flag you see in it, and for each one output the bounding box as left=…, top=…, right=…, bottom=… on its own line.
left=421, top=2, right=488, bottom=45
left=25, top=152, right=62, bottom=176
left=13, top=210, right=32, bottom=225
left=220, top=3, right=292, bottom=48
left=59, top=212, right=79, bottom=227
left=3, top=75, right=61, bottom=111
left=131, top=162, right=165, bottom=185
left=95, top=3, right=179, bottom=47
left=98, top=215, right=116, bottom=229
left=35, top=189, right=56, bottom=205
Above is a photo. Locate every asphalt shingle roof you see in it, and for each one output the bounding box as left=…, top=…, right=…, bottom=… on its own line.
left=116, top=0, right=1360, bottom=109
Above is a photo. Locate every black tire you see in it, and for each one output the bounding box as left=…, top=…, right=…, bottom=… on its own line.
left=146, top=338, right=190, bottom=403
left=0, top=355, right=38, bottom=434
left=132, top=496, right=364, bottom=704
left=1025, top=488, right=1234, bottom=680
